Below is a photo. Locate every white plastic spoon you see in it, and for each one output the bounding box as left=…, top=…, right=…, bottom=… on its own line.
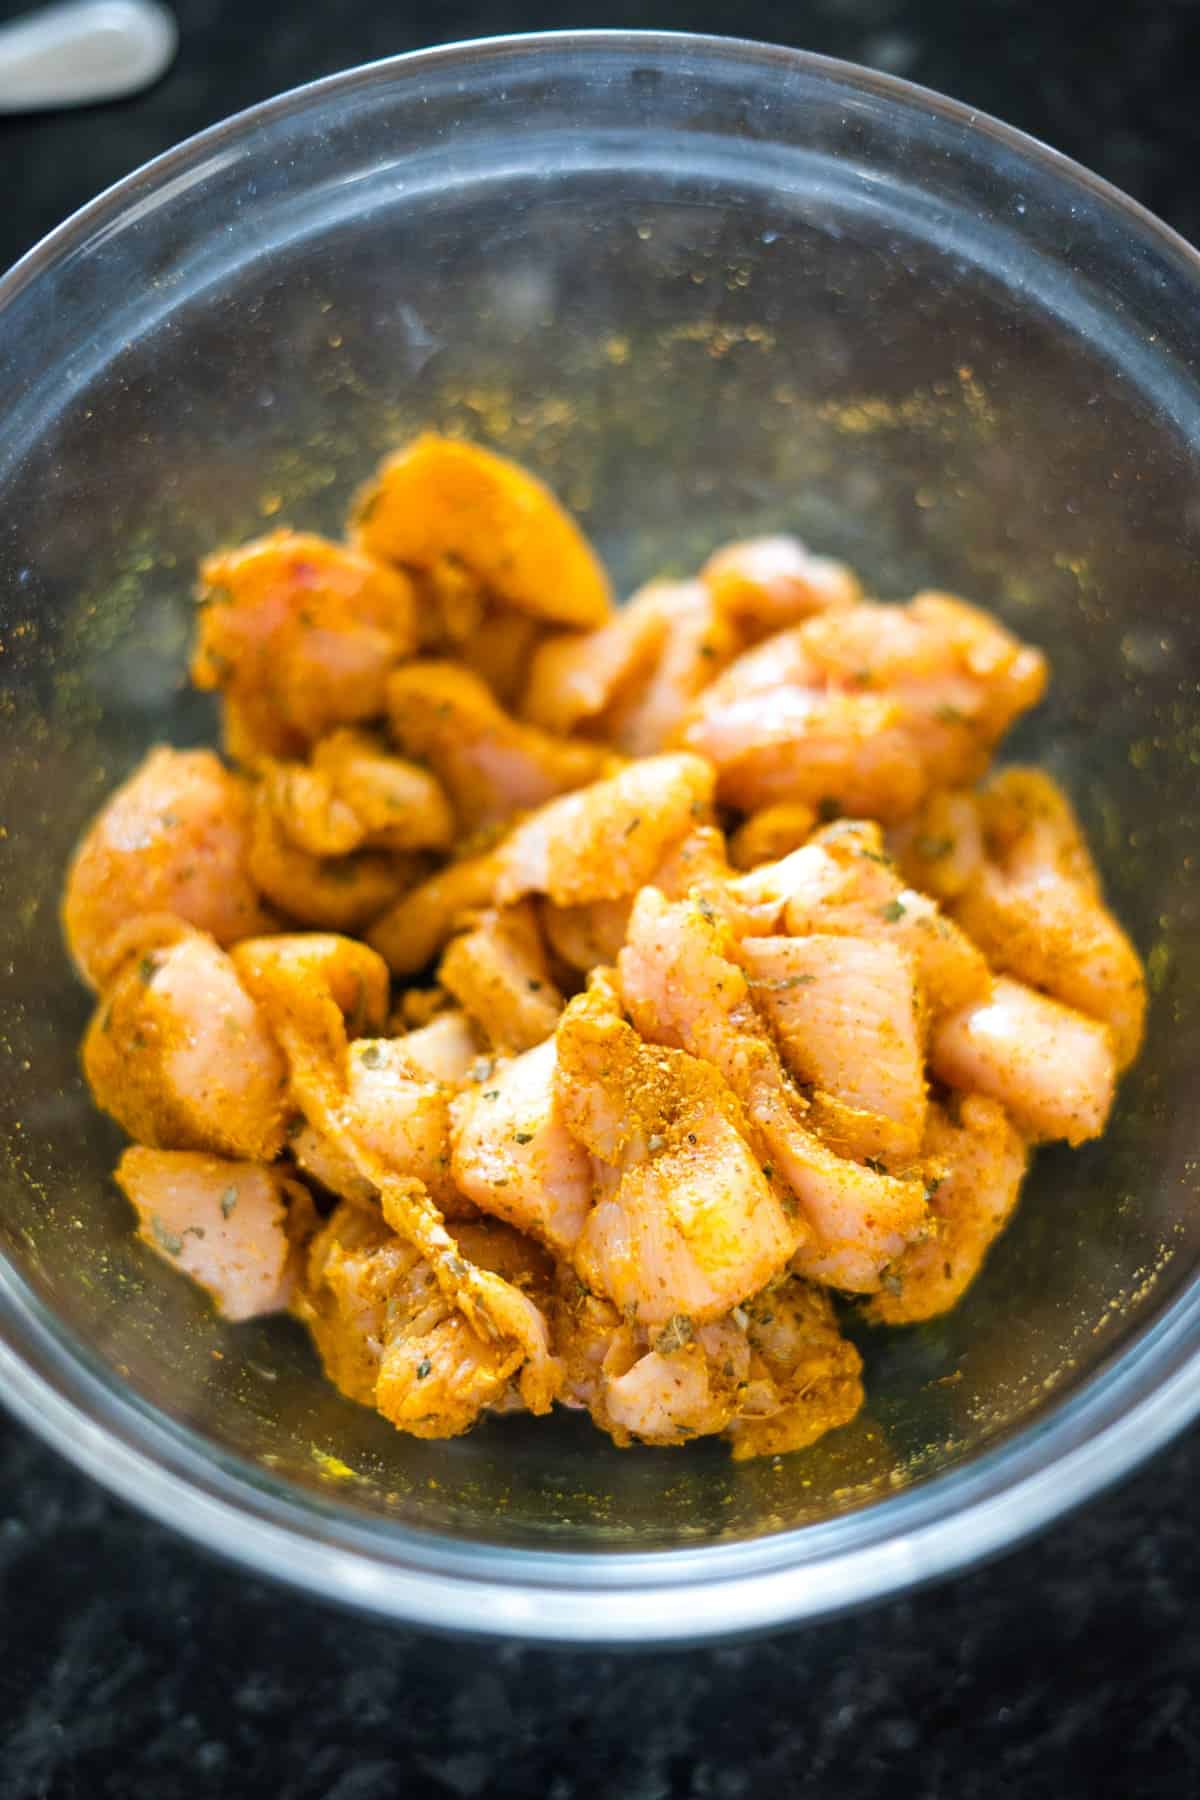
left=0, top=0, right=177, bottom=113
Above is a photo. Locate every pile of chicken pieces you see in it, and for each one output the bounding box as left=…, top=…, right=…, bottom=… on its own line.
left=61, top=435, right=1146, bottom=1460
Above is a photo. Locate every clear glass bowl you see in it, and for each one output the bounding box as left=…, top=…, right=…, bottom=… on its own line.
left=2, top=31, right=1199, bottom=1644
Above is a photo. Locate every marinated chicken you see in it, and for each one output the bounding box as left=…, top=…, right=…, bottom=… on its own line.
left=61, top=436, right=1145, bottom=1464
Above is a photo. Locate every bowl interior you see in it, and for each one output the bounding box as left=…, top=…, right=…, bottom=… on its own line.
left=1, top=39, right=1199, bottom=1556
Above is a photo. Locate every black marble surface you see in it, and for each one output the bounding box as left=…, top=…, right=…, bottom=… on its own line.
left=4, top=2, right=1200, bottom=1794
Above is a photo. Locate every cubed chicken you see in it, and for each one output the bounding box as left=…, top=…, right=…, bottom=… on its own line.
left=701, top=534, right=861, bottom=638
left=740, top=934, right=928, bottom=1165
left=953, top=768, right=1146, bottom=1067
left=84, top=926, right=287, bottom=1161
left=555, top=978, right=798, bottom=1326
left=495, top=752, right=714, bottom=908
left=864, top=1096, right=1028, bottom=1324
left=193, top=530, right=417, bottom=760
left=63, top=746, right=270, bottom=990
left=386, top=661, right=613, bottom=832
left=451, top=1038, right=593, bottom=1254
left=931, top=976, right=1116, bottom=1145
left=368, top=849, right=501, bottom=978
left=247, top=788, right=415, bottom=932
left=116, top=1146, right=301, bottom=1321
left=354, top=434, right=613, bottom=628
left=439, top=903, right=563, bottom=1051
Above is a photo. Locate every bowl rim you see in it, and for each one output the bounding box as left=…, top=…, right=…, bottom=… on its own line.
left=3, top=27, right=1199, bottom=1644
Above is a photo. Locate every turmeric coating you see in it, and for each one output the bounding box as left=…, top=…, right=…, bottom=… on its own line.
left=61, top=435, right=1145, bottom=1462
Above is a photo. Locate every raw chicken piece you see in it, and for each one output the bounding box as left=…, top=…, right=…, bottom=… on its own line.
left=368, top=849, right=501, bottom=978
left=521, top=583, right=672, bottom=736
left=889, top=786, right=985, bottom=902
left=458, top=606, right=546, bottom=709
left=410, top=555, right=487, bottom=650
left=551, top=1270, right=862, bottom=1455
left=288, top=1119, right=375, bottom=1206
left=247, top=788, right=415, bottom=931
left=538, top=824, right=729, bottom=974
left=724, top=1278, right=864, bottom=1460
left=354, top=434, right=613, bottom=628
left=451, top=1038, right=593, bottom=1254
left=727, top=820, right=989, bottom=1016
left=391, top=1010, right=480, bottom=1084
left=931, top=975, right=1116, bottom=1145
left=495, top=753, right=714, bottom=907
left=865, top=1096, right=1028, bottom=1325
left=680, top=592, right=1047, bottom=819
left=193, top=531, right=417, bottom=761
left=619, top=890, right=927, bottom=1291
left=599, top=582, right=739, bottom=757
left=953, top=768, right=1146, bottom=1067
left=296, top=1203, right=554, bottom=1436
left=681, top=686, right=926, bottom=821
left=309, top=730, right=455, bottom=852
left=439, top=903, right=563, bottom=1051
left=800, top=593, right=1047, bottom=747
left=261, top=760, right=364, bottom=857
left=728, top=802, right=817, bottom=871
left=374, top=1219, right=558, bottom=1436
left=84, top=923, right=287, bottom=1161
left=701, top=534, right=861, bottom=638
left=740, top=934, right=927, bottom=1165
left=343, top=1035, right=457, bottom=1205
left=602, top=1315, right=752, bottom=1447
left=63, top=747, right=270, bottom=990
left=556, top=976, right=798, bottom=1326
left=233, top=932, right=561, bottom=1413
left=116, top=1146, right=302, bottom=1321
left=386, top=661, right=613, bottom=832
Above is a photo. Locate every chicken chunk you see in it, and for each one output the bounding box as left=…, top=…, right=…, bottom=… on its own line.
left=538, top=823, right=729, bottom=975
left=386, top=661, right=613, bottom=832
left=953, top=768, right=1146, bottom=1067
left=342, top=1035, right=457, bottom=1204
left=728, top=802, right=818, bottom=871
left=84, top=925, right=287, bottom=1161
left=555, top=977, right=798, bottom=1326
left=296, top=1203, right=554, bottom=1435
left=701, top=534, right=861, bottom=638
left=116, top=1146, right=301, bottom=1321
left=599, top=582, right=739, bottom=757
left=458, top=605, right=546, bottom=709
left=391, top=1010, right=480, bottom=1084
left=63, top=746, right=270, bottom=990
left=233, top=932, right=560, bottom=1412
left=680, top=593, right=1047, bottom=819
left=495, top=753, right=714, bottom=908
left=619, top=890, right=928, bottom=1291
left=740, top=934, right=927, bottom=1165
left=865, top=1096, right=1028, bottom=1324
left=727, top=820, right=989, bottom=1016
left=309, top=730, right=455, bottom=852
left=521, top=583, right=672, bottom=736
left=724, top=1278, right=864, bottom=1460
left=247, top=788, right=415, bottom=931
left=193, top=530, right=417, bottom=760
left=931, top=975, right=1116, bottom=1145
left=451, top=1038, right=593, bottom=1254
left=681, top=685, right=927, bottom=821
left=354, top=434, right=612, bottom=628
left=367, top=848, right=501, bottom=978
left=601, top=1315, right=752, bottom=1447
left=439, top=903, right=563, bottom=1051
left=889, top=787, right=985, bottom=902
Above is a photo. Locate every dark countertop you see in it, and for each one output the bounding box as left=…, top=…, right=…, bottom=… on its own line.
left=3, top=2, right=1200, bottom=1795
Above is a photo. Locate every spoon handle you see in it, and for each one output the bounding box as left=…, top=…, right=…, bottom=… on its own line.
left=0, top=0, right=177, bottom=113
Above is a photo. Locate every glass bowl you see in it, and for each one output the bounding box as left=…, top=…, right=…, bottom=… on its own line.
left=1, top=31, right=1198, bottom=1645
